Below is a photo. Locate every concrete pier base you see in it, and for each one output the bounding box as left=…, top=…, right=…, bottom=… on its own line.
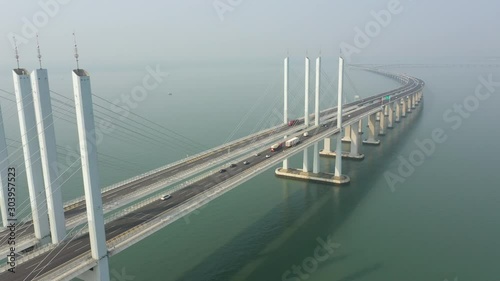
left=319, top=150, right=365, bottom=160
left=362, top=139, right=381, bottom=145
left=341, top=125, right=351, bottom=143
left=363, top=113, right=380, bottom=145
left=275, top=168, right=350, bottom=185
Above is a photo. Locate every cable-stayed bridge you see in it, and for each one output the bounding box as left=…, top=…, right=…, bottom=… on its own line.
left=0, top=57, right=424, bottom=281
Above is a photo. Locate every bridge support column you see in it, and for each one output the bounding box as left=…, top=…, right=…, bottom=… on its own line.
left=13, top=68, right=50, bottom=240
left=303, top=148, right=309, bottom=172
left=411, top=94, right=416, bottom=108
left=314, top=57, right=321, bottom=126
left=401, top=99, right=407, bottom=117
left=379, top=109, right=386, bottom=135
left=363, top=113, right=380, bottom=145
left=342, top=125, right=351, bottom=142
left=283, top=57, right=288, bottom=125
left=358, top=119, right=363, bottom=134
left=283, top=58, right=289, bottom=170
left=283, top=136, right=289, bottom=170
left=73, top=69, right=110, bottom=281
left=0, top=105, right=9, bottom=227
left=313, top=142, right=320, bottom=173
left=388, top=103, right=394, bottom=128
left=395, top=102, right=401, bottom=122
left=348, top=122, right=364, bottom=159
left=304, top=57, right=310, bottom=126
left=323, top=138, right=331, bottom=153
left=31, top=68, right=66, bottom=243
left=376, top=111, right=380, bottom=121
left=407, top=97, right=412, bottom=113
left=333, top=56, right=349, bottom=184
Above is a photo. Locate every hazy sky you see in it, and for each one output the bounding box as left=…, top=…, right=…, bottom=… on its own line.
left=1, top=0, right=499, bottom=71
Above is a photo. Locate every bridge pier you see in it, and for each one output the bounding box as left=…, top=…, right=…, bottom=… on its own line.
left=401, top=99, right=407, bottom=117
left=303, top=148, right=310, bottom=172
left=388, top=103, right=394, bottom=128
left=313, top=142, right=320, bottom=173
left=280, top=56, right=349, bottom=185
left=349, top=122, right=364, bottom=159
left=407, top=96, right=412, bottom=113
left=73, top=69, right=110, bottom=281
left=0, top=105, right=9, bottom=227
left=13, top=68, right=51, bottom=240
left=358, top=119, right=363, bottom=134
left=395, top=101, right=401, bottom=122
left=363, top=113, right=380, bottom=145
left=379, top=109, right=386, bottom=135
left=322, top=137, right=331, bottom=153
left=411, top=94, right=416, bottom=108
left=342, top=125, right=352, bottom=142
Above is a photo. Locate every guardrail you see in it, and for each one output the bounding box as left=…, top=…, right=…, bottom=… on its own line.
left=36, top=253, right=96, bottom=281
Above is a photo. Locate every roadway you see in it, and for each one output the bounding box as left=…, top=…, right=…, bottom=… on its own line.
left=1, top=74, right=424, bottom=281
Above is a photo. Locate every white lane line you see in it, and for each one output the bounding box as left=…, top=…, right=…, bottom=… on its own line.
left=67, top=240, right=83, bottom=249
left=75, top=244, right=88, bottom=253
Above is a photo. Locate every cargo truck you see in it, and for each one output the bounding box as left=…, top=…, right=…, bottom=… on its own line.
left=270, top=142, right=283, bottom=152
left=285, top=137, right=300, bottom=147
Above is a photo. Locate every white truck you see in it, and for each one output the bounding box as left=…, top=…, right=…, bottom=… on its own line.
left=285, top=137, right=300, bottom=148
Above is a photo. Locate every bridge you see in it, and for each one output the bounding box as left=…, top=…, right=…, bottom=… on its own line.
left=0, top=56, right=424, bottom=281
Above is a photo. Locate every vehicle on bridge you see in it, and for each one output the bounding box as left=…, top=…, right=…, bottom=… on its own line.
left=270, top=142, right=283, bottom=152
left=285, top=137, right=300, bottom=148
left=288, top=119, right=298, bottom=126
left=160, top=194, right=171, bottom=200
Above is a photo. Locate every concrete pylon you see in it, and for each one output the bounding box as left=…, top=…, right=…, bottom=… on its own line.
left=304, top=57, right=310, bottom=126
left=31, top=68, right=66, bottom=243
left=0, top=105, right=10, bottom=227
left=12, top=68, right=50, bottom=240
left=283, top=57, right=289, bottom=170
left=333, top=56, right=349, bottom=184
left=72, top=69, right=110, bottom=281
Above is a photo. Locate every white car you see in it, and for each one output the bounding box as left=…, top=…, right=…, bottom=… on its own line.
left=160, top=194, right=171, bottom=201
left=265, top=154, right=270, bottom=158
